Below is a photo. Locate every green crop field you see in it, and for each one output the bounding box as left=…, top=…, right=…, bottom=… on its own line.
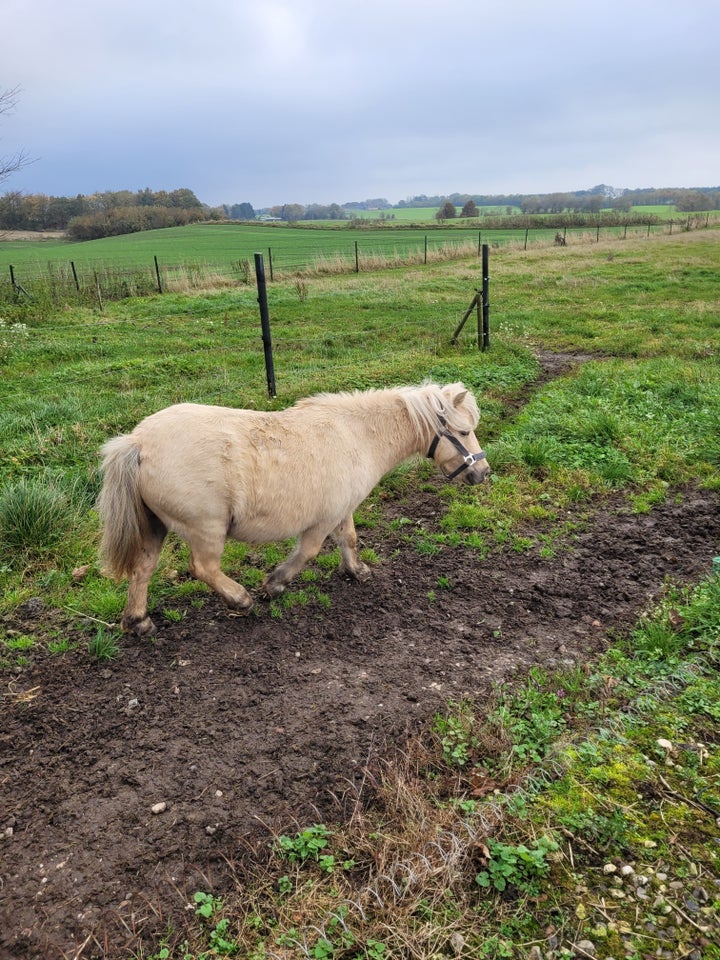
left=0, top=209, right=703, bottom=301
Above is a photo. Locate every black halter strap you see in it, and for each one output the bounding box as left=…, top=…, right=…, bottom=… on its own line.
left=427, top=420, right=486, bottom=479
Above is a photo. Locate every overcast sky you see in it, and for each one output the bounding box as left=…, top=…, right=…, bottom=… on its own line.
left=2, top=0, right=718, bottom=209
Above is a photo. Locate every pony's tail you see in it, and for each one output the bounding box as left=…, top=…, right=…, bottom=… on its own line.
left=97, top=435, right=150, bottom=580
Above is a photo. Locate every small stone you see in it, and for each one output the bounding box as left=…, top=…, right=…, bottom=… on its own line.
left=574, top=940, right=596, bottom=957
left=449, top=932, right=465, bottom=955
left=205, top=825, right=217, bottom=836
left=151, top=802, right=167, bottom=815
left=620, top=864, right=635, bottom=876
left=656, top=738, right=673, bottom=752
left=214, top=790, right=223, bottom=798
left=72, top=564, right=90, bottom=581
left=603, top=862, right=618, bottom=874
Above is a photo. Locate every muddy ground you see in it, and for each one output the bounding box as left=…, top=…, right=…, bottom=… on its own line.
left=2, top=361, right=719, bottom=959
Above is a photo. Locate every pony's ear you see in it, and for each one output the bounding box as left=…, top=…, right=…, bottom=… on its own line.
left=452, top=389, right=468, bottom=408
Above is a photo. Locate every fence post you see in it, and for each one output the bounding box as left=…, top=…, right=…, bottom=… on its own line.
left=70, top=261, right=80, bottom=292
left=268, top=247, right=274, bottom=282
left=524, top=228, right=529, bottom=250
left=9, top=265, right=31, bottom=299
left=481, top=244, right=490, bottom=351
left=354, top=240, right=359, bottom=273
left=154, top=255, right=163, bottom=294
left=254, top=253, right=277, bottom=399
left=93, top=270, right=104, bottom=311
left=596, top=225, right=600, bottom=242
left=424, top=235, right=428, bottom=265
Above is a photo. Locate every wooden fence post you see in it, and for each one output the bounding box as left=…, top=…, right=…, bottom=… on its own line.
left=93, top=271, right=104, bottom=311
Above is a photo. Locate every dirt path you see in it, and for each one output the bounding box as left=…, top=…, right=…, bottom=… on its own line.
left=2, top=354, right=719, bottom=958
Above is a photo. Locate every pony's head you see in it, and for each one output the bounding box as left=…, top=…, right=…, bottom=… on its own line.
left=406, top=382, right=491, bottom=485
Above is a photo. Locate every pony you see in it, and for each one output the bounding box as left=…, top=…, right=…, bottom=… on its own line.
left=97, top=381, right=490, bottom=636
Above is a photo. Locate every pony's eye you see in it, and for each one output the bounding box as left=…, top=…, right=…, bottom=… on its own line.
left=459, top=430, right=470, bottom=437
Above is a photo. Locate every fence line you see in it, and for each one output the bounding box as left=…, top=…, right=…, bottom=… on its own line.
left=2, top=217, right=717, bottom=310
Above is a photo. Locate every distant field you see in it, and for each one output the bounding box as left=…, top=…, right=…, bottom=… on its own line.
left=355, top=205, right=522, bottom=221
left=0, top=210, right=702, bottom=288
left=0, top=222, right=542, bottom=281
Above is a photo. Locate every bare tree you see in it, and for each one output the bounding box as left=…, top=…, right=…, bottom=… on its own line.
left=1, top=86, right=31, bottom=186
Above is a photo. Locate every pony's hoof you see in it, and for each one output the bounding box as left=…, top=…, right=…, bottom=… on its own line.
left=262, top=575, right=286, bottom=599
left=340, top=562, right=371, bottom=582
left=227, top=597, right=254, bottom=615
left=122, top=614, right=157, bottom=637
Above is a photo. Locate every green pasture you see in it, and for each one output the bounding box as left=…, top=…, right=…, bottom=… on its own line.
left=355, top=205, right=522, bottom=221
left=2, top=228, right=720, bottom=959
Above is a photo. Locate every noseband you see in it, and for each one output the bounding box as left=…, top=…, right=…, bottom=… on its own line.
left=427, top=419, right=487, bottom=479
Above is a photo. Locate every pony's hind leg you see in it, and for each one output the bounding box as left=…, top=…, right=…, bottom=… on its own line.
left=188, top=533, right=254, bottom=613
left=122, top=519, right=167, bottom=637
left=334, top=514, right=370, bottom=581
left=263, top=524, right=329, bottom=598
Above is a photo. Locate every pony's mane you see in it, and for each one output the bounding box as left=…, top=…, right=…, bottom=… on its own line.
left=295, top=382, right=478, bottom=441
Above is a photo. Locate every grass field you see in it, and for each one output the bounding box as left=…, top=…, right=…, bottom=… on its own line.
left=1, top=206, right=709, bottom=293
left=2, top=228, right=720, bottom=959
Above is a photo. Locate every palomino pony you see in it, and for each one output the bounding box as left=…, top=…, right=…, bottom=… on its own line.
left=98, top=381, right=490, bottom=636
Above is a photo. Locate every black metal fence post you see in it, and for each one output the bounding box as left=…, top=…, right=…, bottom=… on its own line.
left=154, top=255, right=163, bottom=293
left=254, top=253, right=277, bottom=399
left=481, top=244, right=490, bottom=351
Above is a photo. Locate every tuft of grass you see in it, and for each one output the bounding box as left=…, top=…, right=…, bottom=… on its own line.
left=0, top=476, right=79, bottom=556
left=87, top=626, right=121, bottom=661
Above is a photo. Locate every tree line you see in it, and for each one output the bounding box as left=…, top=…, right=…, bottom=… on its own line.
left=0, top=187, right=218, bottom=238
left=404, top=184, right=720, bottom=216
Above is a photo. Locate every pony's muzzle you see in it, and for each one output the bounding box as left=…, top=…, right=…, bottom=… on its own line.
left=464, top=460, right=491, bottom=484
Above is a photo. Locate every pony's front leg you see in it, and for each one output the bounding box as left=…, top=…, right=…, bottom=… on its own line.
left=263, top=525, right=329, bottom=598
left=333, top=514, right=370, bottom=581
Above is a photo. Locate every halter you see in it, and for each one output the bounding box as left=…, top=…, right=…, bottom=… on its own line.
left=426, top=418, right=487, bottom=480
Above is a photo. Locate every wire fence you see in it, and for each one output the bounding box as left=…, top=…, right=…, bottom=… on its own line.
left=2, top=216, right=716, bottom=311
